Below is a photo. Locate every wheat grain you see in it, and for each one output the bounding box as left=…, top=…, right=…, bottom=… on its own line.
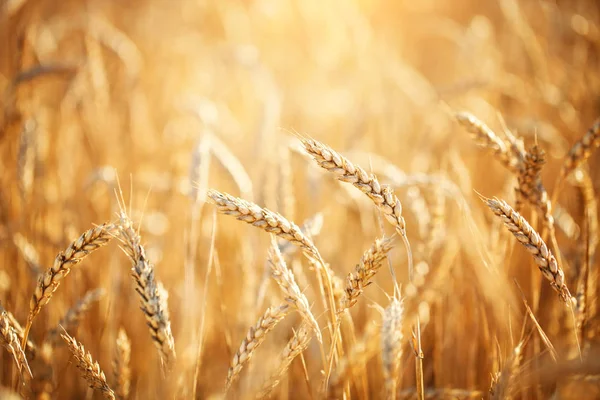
left=226, top=303, right=290, bottom=391
left=61, top=330, right=115, bottom=399
left=485, top=197, right=572, bottom=302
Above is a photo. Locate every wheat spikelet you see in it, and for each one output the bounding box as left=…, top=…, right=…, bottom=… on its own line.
left=113, top=328, right=131, bottom=400
left=46, top=288, right=105, bottom=346
left=61, top=331, right=115, bottom=400
left=381, top=298, right=404, bottom=400
left=560, top=118, right=600, bottom=180
left=23, top=222, right=117, bottom=347
left=300, top=138, right=406, bottom=235
left=256, top=323, right=312, bottom=399
left=455, top=112, right=522, bottom=172
left=484, top=197, right=572, bottom=302
left=118, top=214, right=176, bottom=368
left=0, top=310, right=31, bottom=378
left=342, top=237, right=394, bottom=311
left=268, top=236, right=321, bottom=341
left=226, top=303, right=290, bottom=391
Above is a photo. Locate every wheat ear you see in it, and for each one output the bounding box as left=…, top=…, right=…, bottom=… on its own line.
left=484, top=197, right=572, bottom=303
left=208, top=189, right=321, bottom=260
left=61, top=330, right=115, bottom=399
left=268, top=236, right=321, bottom=341
left=22, top=222, right=117, bottom=349
left=301, top=138, right=406, bottom=235
left=113, top=328, right=131, bottom=400
left=516, top=145, right=552, bottom=223
left=341, top=237, right=394, bottom=311
left=118, top=214, right=176, bottom=368
left=256, top=323, right=312, bottom=399
left=381, top=298, right=404, bottom=400
left=46, top=288, right=105, bottom=346
left=560, top=118, right=600, bottom=180
left=0, top=311, right=31, bottom=378
left=207, top=189, right=340, bottom=341
left=455, top=112, right=522, bottom=172
left=226, top=303, right=290, bottom=391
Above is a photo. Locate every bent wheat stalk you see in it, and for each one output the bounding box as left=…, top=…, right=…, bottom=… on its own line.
left=484, top=197, right=572, bottom=302
left=22, top=222, right=117, bottom=349
left=61, top=330, right=115, bottom=399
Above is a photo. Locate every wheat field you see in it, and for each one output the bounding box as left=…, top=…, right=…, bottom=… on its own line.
left=1, top=0, right=600, bottom=399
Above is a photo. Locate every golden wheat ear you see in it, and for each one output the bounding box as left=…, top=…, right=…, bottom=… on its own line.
left=61, top=330, right=115, bottom=400
left=483, top=196, right=572, bottom=303
left=22, top=223, right=117, bottom=348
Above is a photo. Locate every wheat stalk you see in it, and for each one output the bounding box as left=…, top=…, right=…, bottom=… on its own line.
left=113, top=328, right=131, bottom=400
left=22, top=222, right=116, bottom=349
left=118, top=214, right=176, bottom=368
left=61, top=330, right=115, bottom=399
left=226, top=303, right=290, bottom=391
left=381, top=298, right=404, bottom=400
left=268, top=236, right=321, bottom=341
left=484, top=197, right=572, bottom=302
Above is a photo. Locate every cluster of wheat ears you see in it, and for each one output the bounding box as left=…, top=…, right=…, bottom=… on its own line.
left=0, top=120, right=598, bottom=398
left=2, top=0, right=600, bottom=399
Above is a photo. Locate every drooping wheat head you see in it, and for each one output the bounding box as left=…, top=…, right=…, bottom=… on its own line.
left=485, top=197, right=571, bottom=303
left=23, top=223, right=117, bottom=348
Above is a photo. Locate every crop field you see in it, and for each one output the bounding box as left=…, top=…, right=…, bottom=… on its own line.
left=0, top=0, right=600, bottom=399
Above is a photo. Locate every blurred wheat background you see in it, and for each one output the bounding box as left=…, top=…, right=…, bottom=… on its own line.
left=1, top=0, right=600, bottom=398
